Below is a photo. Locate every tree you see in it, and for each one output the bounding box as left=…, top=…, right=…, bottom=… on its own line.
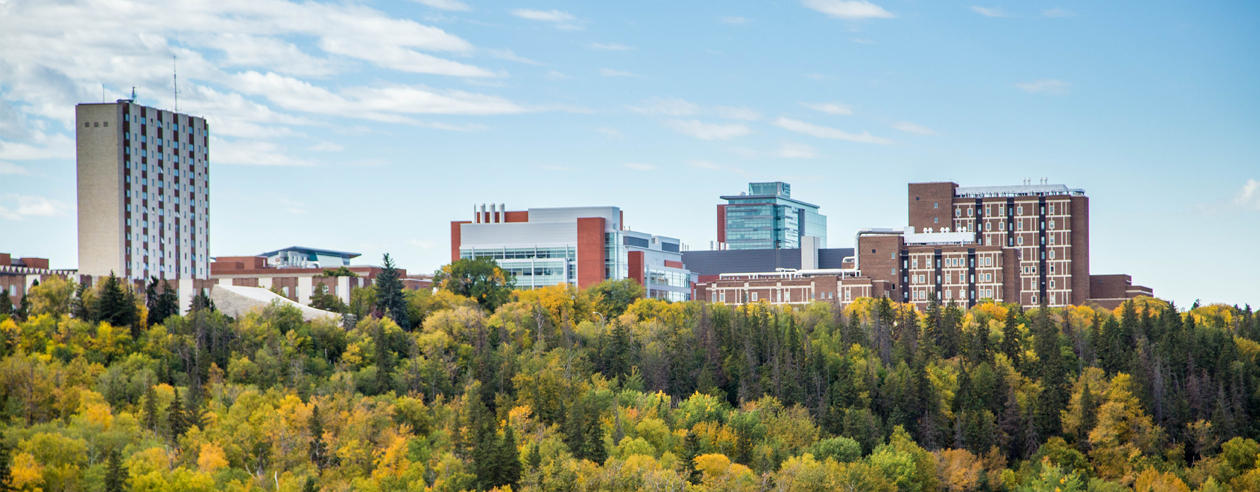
left=142, top=385, right=159, bottom=431
left=189, top=288, right=215, bottom=313
left=0, top=439, right=13, bottom=492
left=71, top=281, right=93, bottom=320
left=302, top=477, right=319, bottom=492
left=96, top=273, right=140, bottom=335
left=168, top=387, right=188, bottom=440
left=26, top=275, right=75, bottom=319
left=1001, top=309, right=1021, bottom=367
left=0, top=289, right=11, bottom=317
left=682, top=431, right=702, bottom=484
left=309, top=283, right=347, bottom=313
left=145, top=277, right=179, bottom=326
left=14, top=292, right=30, bottom=322
left=373, top=253, right=410, bottom=330
left=589, top=279, right=645, bottom=319
left=433, top=257, right=515, bottom=312
left=309, top=404, right=331, bottom=470
left=103, top=448, right=128, bottom=492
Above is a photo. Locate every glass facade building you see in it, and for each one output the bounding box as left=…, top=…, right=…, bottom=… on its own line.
left=720, top=182, right=826, bottom=250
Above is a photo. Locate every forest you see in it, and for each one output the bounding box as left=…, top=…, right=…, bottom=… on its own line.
left=0, top=256, right=1258, bottom=492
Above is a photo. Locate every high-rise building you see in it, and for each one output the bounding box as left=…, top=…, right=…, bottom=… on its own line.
left=695, top=180, right=1153, bottom=310
left=77, top=100, right=210, bottom=281
left=717, top=181, right=826, bottom=250
left=451, top=204, right=691, bottom=300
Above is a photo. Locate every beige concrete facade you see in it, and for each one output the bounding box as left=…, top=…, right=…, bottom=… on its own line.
left=77, top=101, right=210, bottom=281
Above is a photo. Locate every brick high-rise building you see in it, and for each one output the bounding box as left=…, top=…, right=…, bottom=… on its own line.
left=695, top=180, right=1151, bottom=310
left=77, top=100, right=210, bottom=281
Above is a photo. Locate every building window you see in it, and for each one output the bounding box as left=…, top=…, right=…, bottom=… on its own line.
left=751, top=292, right=758, bottom=302
left=934, top=202, right=939, bottom=209
left=934, top=217, right=939, bottom=224
left=1050, top=280, right=1056, bottom=289
left=1017, top=206, right=1023, bottom=215
left=1049, top=204, right=1055, bottom=214
left=1049, top=220, right=1055, bottom=229
left=1017, top=236, right=1023, bottom=245
left=955, top=208, right=960, bottom=217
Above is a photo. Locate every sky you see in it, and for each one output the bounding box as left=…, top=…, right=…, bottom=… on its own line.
left=0, top=0, right=1257, bottom=307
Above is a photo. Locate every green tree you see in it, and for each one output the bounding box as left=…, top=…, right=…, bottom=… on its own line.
left=189, top=288, right=215, bottom=313
left=302, top=476, right=319, bottom=492
left=167, top=387, right=188, bottom=440
left=374, top=253, right=409, bottom=330
left=433, top=257, right=515, bottom=312
left=1033, top=309, right=1068, bottom=439
left=96, top=273, right=140, bottom=335
left=71, top=281, right=93, bottom=320
left=142, top=385, right=159, bottom=431
left=14, top=291, right=30, bottom=321
left=589, top=279, right=645, bottom=319
left=681, top=431, right=702, bottom=484
left=0, top=439, right=13, bottom=492
left=27, top=275, right=75, bottom=319
left=1001, top=308, right=1022, bottom=367
left=309, top=283, right=347, bottom=313
left=103, top=448, right=128, bottom=492
left=0, top=289, right=11, bottom=317
left=309, top=404, right=331, bottom=469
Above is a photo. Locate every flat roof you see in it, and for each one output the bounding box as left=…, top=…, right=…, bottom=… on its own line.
left=258, top=246, right=361, bottom=259
left=719, top=194, right=820, bottom=209
left=954, top=184, right=1084, bottom=198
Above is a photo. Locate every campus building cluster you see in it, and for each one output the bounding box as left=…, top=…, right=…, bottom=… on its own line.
left=3, top=100, right=1154, bottom=314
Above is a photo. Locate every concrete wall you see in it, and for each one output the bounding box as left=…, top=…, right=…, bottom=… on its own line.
left=77, top=103, right=124, bottom=278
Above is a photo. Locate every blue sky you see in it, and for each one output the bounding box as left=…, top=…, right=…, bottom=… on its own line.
left=1, top=0, right=1257, bottom=307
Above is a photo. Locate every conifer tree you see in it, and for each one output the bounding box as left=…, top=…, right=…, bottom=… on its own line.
left=1033, top=310, right=1068, bottom=438
left=526, top=443, right=542, bottom=470
left=1001, top=309, right=1021, bottom=368
left=0, top=290, right=11, bottom=317
left=71, top=282, right=91, bottom=320
left=0, top=439, right=13, bottom=492
left=499, top=424, right=522, bottom=487
left=309, top=404, right=330, bottom=469
left=302, top=477, right=319, bottom=492
left=14, top=293, right=29, bottom=322
left=1078, top=381, right=1097, bottom=451
left=167, top=387, right=188, bottom=440
left=682, top=431, right=701, bottom=484
left=145, top=276, right=160, bottom=325
left=373, top=324, right=393, bottom=395
left=104, top=448, right=127, bottom=492
left=142, top=385, right=158, bottom=431
left=374, top=253, right=409, bottom=330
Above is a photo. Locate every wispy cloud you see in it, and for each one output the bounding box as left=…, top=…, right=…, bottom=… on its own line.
left=488, top=48, right=542, bottom=65
left=776, top=142, right=818, bottom=158
left=802, top=0, right=895, bottom=20
left=623, top=163, right=656, bottom=171
left=590, top=43, right=633, bottom=51
left=1234, top=179, right=1260, bottom=211
left=891, top=121, right=936, bottom=135
left=665, top=120, right=752, bottom=140
left=0, top=162, right=31, bottom=175
left=718, top=16, right=750, bottom=25
left=310, top=141, right=344, bottom=151
left=511, top=9, right=583, bottom=29
left=969, top=6, right=1010, bottom=17
left=410, top=0, right=471, bottom=11
left=599, top=68, right=635, bottom=77
left=0, top=194, right=71, bottom=221
left=630, top=98, right=699, bottom=116
left=802, top=102, right=853, bottom=115
left=1015, top=79, right=1071, bottom=95
left=772, top=117, right=894, bottom=144
left=545, top=70, right=568, bottom=80
left=1042, top=8, right=1076, bottom=18
left=596, top=127, right=623, bottom=139
left=716, top=106, right=762, bottom=121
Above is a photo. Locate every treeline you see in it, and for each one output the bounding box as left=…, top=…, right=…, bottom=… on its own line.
left=0, top=257, right=1257, bottom=492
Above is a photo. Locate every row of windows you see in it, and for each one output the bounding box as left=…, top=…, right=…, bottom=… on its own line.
left=954, top=202, right=1064, bottom=217
left=460, top=247, right=576, bottom=260
left=909, top=256, right=995, bottom=269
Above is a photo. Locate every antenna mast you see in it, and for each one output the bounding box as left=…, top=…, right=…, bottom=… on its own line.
left=173, top=55, right=179, bottom=111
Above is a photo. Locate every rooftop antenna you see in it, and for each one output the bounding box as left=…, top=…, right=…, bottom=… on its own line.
left=172, top=55, right=180, bottom=112
left=131, top=86, right=136, bottom=100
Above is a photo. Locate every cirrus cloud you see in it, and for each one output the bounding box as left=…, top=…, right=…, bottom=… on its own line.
left=802, top=0, right=894, bottom=20
left=772, top=117, right=894, bottom=144
left=665, top=120, right=751, bottom=140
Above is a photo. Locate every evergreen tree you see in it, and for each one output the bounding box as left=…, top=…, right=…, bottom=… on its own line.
left=189, top=289, right=215, bottom=313
left=0, top=290, right=11, bottom=317
left=1001, top=309, right=1021, bottom=367
left=104, top=448, right=128, bottom=492
left=167, top=387, right=188, bottom=440
left=374, top=253, right=409, bottom=330
left=145, top=276, right=160, bottom=325
left=0, top=439, right=13, bottom=492
left=302, top=477, right=319, bottom=492
left=142, top=385, right=158, bottom=431
left=499, top=424, right=523, bottom=487
left=1078, top=381, right=1097, bottom=451
left=682, top=431, right=702, bottom=484
left=526, top=444, right=542, bottom=471
left=373, top=324, right=393, bottom=395
left=71, top=282, right=91, bottom=320
left=1032, top=310, right=1068, bottom=438
left=14, top=292, right=29, bottom=322
left=605, top=321, right=631, bottom=379
left=309, top=404, right=330, bottom=469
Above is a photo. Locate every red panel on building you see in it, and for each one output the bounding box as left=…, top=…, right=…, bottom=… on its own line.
left=664, top=260, right=684, bottom=269
left=503, top=211, right=529, bottom=223
left=716, top=204, right=727, bottom=244
left=576, top=217, right=606, bottom=288
left=628, top=250, right=645, bottom=286
left=450, top=221, right=470, bottom=263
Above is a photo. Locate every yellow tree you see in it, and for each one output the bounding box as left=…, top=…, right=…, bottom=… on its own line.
left=1088, top=374, right=1164, bottom=482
